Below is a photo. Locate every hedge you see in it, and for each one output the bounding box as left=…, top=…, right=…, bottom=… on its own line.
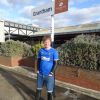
left=57, top=35, right=100, bottom=71
left=0, top=40, right=33, bottom=57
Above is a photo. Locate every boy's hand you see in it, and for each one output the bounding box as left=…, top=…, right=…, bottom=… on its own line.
left=37, top=71, right=39, bottom=74
left=49, top=72, right=54, bottom=76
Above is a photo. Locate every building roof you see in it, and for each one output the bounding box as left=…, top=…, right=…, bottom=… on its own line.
left=33, top=22, right=100, bottom=36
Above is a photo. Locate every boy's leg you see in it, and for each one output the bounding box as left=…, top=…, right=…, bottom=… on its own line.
left=35, top=73, right=43, bottom=100
left=35, top=89, right=41, bottom=100
left=47, top=75, right=54, bottom=100
left=47, top=92, right=53, bottom=100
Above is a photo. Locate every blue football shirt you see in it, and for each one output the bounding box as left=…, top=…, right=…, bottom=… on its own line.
left=38, top=47, right=59, bottom=75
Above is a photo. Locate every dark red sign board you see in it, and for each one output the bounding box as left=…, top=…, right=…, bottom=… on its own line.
left=55, top=0, right=68, bottom=14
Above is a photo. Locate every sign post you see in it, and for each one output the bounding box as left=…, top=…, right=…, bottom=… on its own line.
left=51, top=0, right=68, bottom=97
left=51, top=0, right=54, bottom=45
left=51, top=0, right=56, bottom=97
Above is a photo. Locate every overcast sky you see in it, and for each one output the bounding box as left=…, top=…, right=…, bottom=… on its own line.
left=0, top=0, right=100, bottom=28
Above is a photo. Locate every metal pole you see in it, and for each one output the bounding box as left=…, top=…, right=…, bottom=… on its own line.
left=51, top=0, right=56, bottom=97
left=51, top=15, right=54, bottom=47
left=51, top=0, right=54, bottom=44
left=51, top=15, right=54, bottom=43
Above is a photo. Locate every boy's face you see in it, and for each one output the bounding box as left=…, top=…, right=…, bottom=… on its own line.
left=43, top=39, right=51, bottom=48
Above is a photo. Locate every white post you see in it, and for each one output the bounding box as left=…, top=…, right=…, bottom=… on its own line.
left=51, top=15, right=54, bottom=42
left=51, top=0, right=54, bottom=43
left=51, top=0, right=56, bottom=97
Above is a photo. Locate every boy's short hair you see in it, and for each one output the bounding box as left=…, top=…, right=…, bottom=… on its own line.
left=42, top=35, right=52, bottom=42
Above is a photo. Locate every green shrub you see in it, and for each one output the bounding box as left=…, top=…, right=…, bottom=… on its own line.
left=57, top=35, right=100, bottom=71
left=0, top=40, right=33, bottom=57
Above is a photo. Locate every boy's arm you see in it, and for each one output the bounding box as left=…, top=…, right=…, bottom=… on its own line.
left=50, top=60, right=58, bottom=74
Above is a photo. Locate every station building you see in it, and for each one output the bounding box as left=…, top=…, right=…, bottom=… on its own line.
left=0, top=20, right=100, bottom=46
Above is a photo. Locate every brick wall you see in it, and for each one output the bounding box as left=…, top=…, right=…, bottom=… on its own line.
left=0, top=56, right=34, bottom=68
left=55, top=66, right=100, bottom=91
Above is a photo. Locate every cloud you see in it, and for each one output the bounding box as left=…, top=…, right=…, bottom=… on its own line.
left=71, top=6, right=100, bottom=20
left=28, top=5, right=100, bottom=28
left=0, top=0, right=10, bottom=6
left=19, top=6, right=34, bottom=18
left=16, top=2, right=100, bottom=28
left=36, top=1, right=48, bottom=6
left=31, top=16, right=51, bottom=28
left=1, top=0, right=100, bottom=28
left=19, top=0, right=52, bottom=18
left=13, top=17, right=32, bottom=25
left=5, top=0, right=50, bottom=7
left=7, top=0, right=33, bottom=6
left=0, top=0, right=33, bottom=7
left=0, top=9, right=10, bottom=20
left=69, top=0, right=89, bottom=5
left=54, top=5, right=100, bottom=27
left=14, top=17, right=40, bottom=28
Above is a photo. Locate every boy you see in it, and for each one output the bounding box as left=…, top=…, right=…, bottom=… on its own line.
left=35, top=35, right=59, bottom=100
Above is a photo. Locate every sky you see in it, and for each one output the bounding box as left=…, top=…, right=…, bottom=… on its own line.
left=0, top=0, right=100, bottom=28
